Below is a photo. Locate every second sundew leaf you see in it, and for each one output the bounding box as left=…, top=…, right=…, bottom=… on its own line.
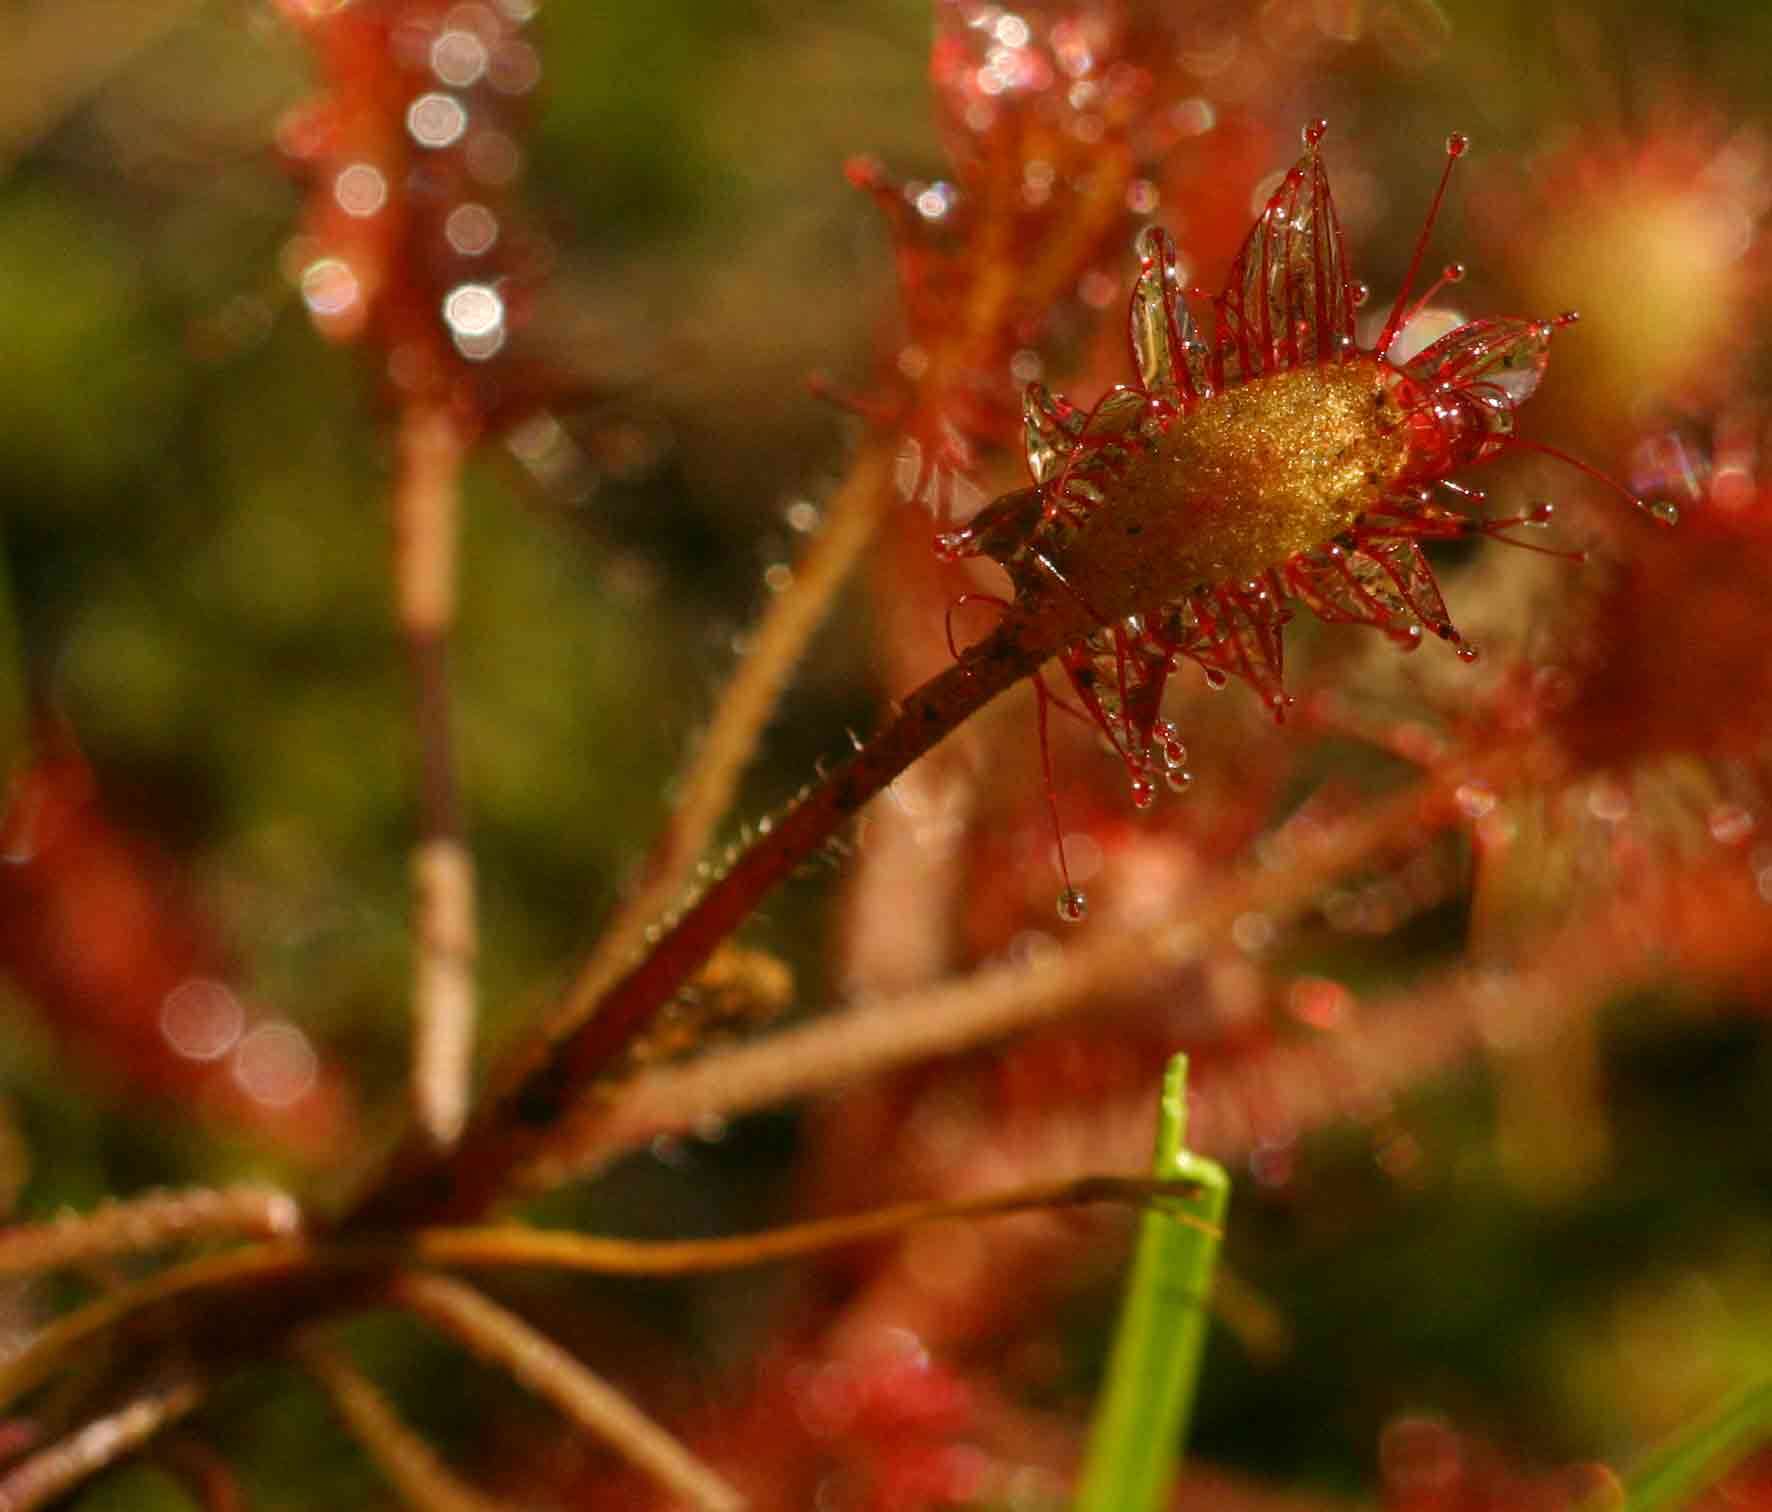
left=933, top=120, right=1636, bottom=915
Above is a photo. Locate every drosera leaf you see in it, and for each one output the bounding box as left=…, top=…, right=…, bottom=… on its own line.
left=1076, top=1054, right=1231, bottom=1512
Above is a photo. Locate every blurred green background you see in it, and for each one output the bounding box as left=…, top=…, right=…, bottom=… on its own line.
left=5, top=1, right=1772, bottom=1507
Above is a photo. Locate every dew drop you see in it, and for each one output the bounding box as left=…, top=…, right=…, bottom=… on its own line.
left=1455, top=642, right=1480, bottom=663
left=1203, top=668, right=1229, bottom=689
left=408, top=92, right=469, bottom=150
left=1445, top=131, right=1469, bottom=158
left=299, top=256, right=359, bottom=318
left=1527, top=500, right=1554, bottom=526
left=1443, top=262, right=1466, bottom=283
left=442, top=282, right=505, bottom=360
left=1166, top=768, right=1195, bottom=795
left=161, top=979, right=244, bottom=1062
left=1647, top=498, right=1681, bottom=527
left=488, top=40, right=542, bottom=95
left=232, top=1022, right=317, bottom=1109
left=1303, top=118, right=1329, bottom=146
left=1129, top=773, right=1156, bottom=809
left=1708, top=804, right=1756, bottom=847
left=1454, top=782, right=1497, bottom=819
left=445, top=202, right=499, bottom=256
left=1057, top=888, right=1089, bottom=923
left=432, top=28, right=490, bottom=87
left=1350, top=279, right=1371, bottom=308
left=334, top=162, right=388, bottom=218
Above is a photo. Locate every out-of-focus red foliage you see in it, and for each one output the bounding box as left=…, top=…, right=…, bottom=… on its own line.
left=1551, top=419, right=1772, bottom=769
left=522, top=1339, right=1047, bottom=1512
left=1478, top=106, right=1772, bottom=449
left=545, top=1330, right=1341, bottom=1512
left=847, top=1, right=1281, bottom=516
left=1378, top=1427, right=1772, bottom=1512
left=0, top=720, right=356, bottom=1159
left=1376, top=1417, right=1615, bottom=1512
left=276, top=0, right=555, bottom=430
left=1698, top=1450, right=1772, bottom=1508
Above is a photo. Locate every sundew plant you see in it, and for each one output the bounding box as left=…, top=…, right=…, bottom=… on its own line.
left=4, top=1, right=1772, bottom=1509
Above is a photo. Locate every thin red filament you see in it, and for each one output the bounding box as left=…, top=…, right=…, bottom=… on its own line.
left=1378, top=134, right=1468, bottom=360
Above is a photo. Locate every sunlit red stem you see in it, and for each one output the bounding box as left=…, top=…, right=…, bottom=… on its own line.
left=346, top=579, right=1098, bottom=1230
left=550, top=444, right=896, bottom=1050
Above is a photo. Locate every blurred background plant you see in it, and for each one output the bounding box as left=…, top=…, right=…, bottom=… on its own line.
left=5, top=0, right=1772, bottom=1508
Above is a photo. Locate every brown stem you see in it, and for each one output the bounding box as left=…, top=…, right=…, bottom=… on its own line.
left=0, top=1184, right=301, bottom=1275
left=539, top=757, right=1500, bottom=1178
left=346, top=579, right=1096, bottom=1230
left=296, top=1338, right=518, bottom=1512
left=393, top=1274, right=746, bottom=1512
left=409, top=1175, right=1202, bottom=1275
left=0, top=1375, right=202, bottom=1512
left=0, top=1173, right=1185, bottom=1426
left=394, top=401, right=477, bottom=1150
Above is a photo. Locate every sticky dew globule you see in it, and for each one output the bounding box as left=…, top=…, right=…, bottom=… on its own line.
left=937, top=122, right=1656, bottom=923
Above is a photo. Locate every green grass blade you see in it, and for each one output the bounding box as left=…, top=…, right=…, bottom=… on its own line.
left=1611, top=1376, right=1772, bottom=1511
left=1075, top=1054, right=1230, bottom=1512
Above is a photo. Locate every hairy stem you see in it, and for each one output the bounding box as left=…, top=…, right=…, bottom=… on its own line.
left=0, top=1184, right=300, bottom=1275
left=551, top=442, right=894, bottom=1053
left=347, top=578, right=1096, bottom=1229
left=0, top=1375, right=202, bottom=1512
left=537, top=758, right=1500, bottom=1178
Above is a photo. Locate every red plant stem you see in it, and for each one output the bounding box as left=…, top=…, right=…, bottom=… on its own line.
left=344, top=580, right=1098, bottom=1231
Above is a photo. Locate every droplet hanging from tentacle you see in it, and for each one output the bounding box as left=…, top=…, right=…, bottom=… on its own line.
left=933, top=121, right=1646, bottom=881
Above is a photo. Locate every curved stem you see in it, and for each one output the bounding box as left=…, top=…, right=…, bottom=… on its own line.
left=297, top=1340, right=508, bottom=1512
left=0, top=1244, right=318, bottom=1414
left=537, top=757, right=1499, bottom=1180
left=0, top=1375, right=203, bottom=1512
left=0, top=1184, right=300, bottom=1275
left=549, top=441, right=895, bottom=1055
left=346, top=579, right=1095, bottom=1231
left=0, top=1175, right=1189, bottom=1467
left=410, top=1175, right=1202, bottom=1276
left=393, top=1274, right=744, bottom=1512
